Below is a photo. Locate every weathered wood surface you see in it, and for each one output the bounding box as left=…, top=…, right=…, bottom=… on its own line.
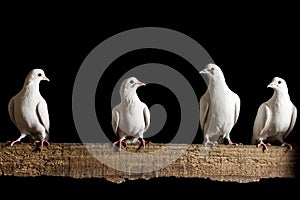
left=0, top=143, right=299, bottom=183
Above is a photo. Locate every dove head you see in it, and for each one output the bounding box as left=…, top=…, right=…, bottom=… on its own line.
left=120, top=77, right=146, bottom=102
left=25, top=69, right=50, bottom=85
left=267, top=77, right=288, bottom=93
left=199, top=63, right=225, bottom=81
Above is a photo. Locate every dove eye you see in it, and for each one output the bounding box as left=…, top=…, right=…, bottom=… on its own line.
left=211, top=67, right=215, bottom=71
left=278, top=81, right=281, bottom=84
left=38, top=73, right=42, bottom=77
left=130, top=80, right=134, bottom=84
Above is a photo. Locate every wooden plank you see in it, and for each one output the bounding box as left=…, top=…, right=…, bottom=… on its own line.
left=1, top=143, right=299, bottom=183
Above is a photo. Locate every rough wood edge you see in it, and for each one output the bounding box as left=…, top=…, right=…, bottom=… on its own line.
left=1, top=143, right=299, bottom=183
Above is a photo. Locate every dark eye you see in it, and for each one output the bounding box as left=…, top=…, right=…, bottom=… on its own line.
left=278, top=81, right=281, bottom=84
left=38, top=73, right=42, bottom=77
left=211, top=67, right=215, bottom=71
left=130, top=80, right=134, bottom=84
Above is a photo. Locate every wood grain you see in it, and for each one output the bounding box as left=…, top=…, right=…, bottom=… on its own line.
left=1, top=143, right=299, bottom=183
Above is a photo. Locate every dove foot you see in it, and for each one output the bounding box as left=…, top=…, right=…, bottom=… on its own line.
left=34, top=139, right=50, bottom=150
left=228, top=140, right=242, bottom=146
left=137, top=138, right=150, bottom=150
left=257, top=141, right=271, bottom=151
left=204, top=141, right=218, bottom=147
left=113, top=139, right=127, bottom=151
left=281, top=143, right=292, bottom=150
left=5, top=140, right=22, bottom=147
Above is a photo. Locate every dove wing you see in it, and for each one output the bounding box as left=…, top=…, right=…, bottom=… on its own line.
left=8, top=98, right=17, bottom=127
left=199, top=90, right=210, bottom=134
left=233, top=93, right=241, bottom=125
left=111, top=107, right=120, bottom=136
left=36, top=99, right=50, bottom=134
left=284, top=105, right=297, bottom=139
left=251, top=103, right=271, bottom=144
left=143, top=104, right=151, bottom=132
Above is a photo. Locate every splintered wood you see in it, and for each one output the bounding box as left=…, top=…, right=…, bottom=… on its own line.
left=0, top=143, right=299, bottom=183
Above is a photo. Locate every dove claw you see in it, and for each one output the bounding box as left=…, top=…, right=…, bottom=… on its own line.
left=136, top=138, right=150, bottom=151
left=113, top=139, right=127, bottom=151
left=257, top=141, right=269, bottom=152
left=281, top=143, right=293, bottom=150
left=6, top=140, right=21, bottom=147
left=204, top=141, right=217, bottom=147
left=228, top=140, right=240, bottom=146
left=34, top=139, right=50, bottom=150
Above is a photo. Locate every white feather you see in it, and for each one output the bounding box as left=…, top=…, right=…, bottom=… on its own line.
left=112, top=77, right=150, bottom=147
left=199, top=63, right=240, bottom=146
left=252, top=77, right=297, bottom=150
left=8, top=69, right=50, bottom=146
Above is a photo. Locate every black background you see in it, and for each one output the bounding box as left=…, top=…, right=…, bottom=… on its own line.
left=1, top=17, right=299, bottom=145
left=0, top=5, right=299, bottom=197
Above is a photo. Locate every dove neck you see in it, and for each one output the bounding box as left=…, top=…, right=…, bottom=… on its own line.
left=121, top=92, right=140, bottom=104
left=208, top=78, right=227, bottom=91
left=23, top=80, right=40, bottom=94
left=273, top=90, right=290, bottom=101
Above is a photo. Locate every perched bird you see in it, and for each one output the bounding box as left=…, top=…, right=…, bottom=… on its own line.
left=8, top=69, right=50, bottom=150
left=251, top=77, right=297, bottom=151
left=199, top=63, right=241, bottom=146
left=112, top=77, right=150, bottom=150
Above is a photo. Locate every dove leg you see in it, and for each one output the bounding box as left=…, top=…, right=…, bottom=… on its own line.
left=113, top=137, right=126, bottom=150
left=226, top=137, right=240, bottom=146
left=223, top=128, right=240, bottom=146
left=34, top=139, right=50, bottom=150
left=138, top=138, right=147, bottom=149
left=281, top=142, right=293, bottom=150
left=8, top=133, right=27, bottom=146
left=257, top=140, right=271, bottom=151
left=203, top=135, right=217, bottom=147
left=275, top=136, right=293, bottom=150
left=204, top=140, right=218, bottom=147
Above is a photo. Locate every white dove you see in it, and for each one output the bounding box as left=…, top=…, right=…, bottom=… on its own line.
left=8, top=69, right=50, bottom=150
left=199, top=63, right=241, bottom=146
left=251, top=77, right=297, bottom=151
left=112, top=77, right=150, bottom=150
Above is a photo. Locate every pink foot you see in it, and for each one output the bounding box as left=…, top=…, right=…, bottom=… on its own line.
left=257, top=141, right=271, bottom=151
left=281, top=143, right=292, bottom=150
left=113, top=139, right=126, bottom=151
left=34, top=139, right=50, bottom=150
left=6, top=140, right=21, bottom=147
left=204, top=141, right=218, bottom=147
left=228, top=140, right=242, bottom=146
left=137, top=138, right=150, bottom=150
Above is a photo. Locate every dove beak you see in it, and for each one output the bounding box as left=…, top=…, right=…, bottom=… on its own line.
left=267, top=82, right=276, bottom=88
left=43, top=76, right=50, bottom=82
left=199, top=69, right=206, bottom=74
left=138, top=82, right=146, bottom=86
left=200, top=69, right=209, bottom=74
